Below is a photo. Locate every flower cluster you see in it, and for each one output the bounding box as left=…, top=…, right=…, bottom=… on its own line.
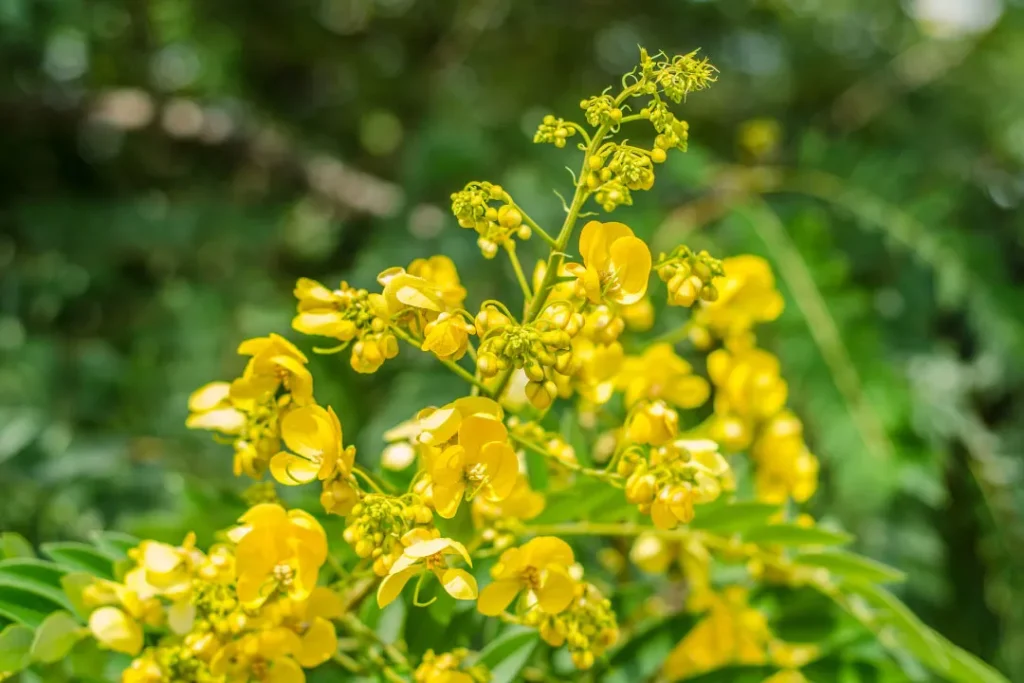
left=414, top=649, right=490, bottom=683
left=533, top=114, right=578, bottom=148
left=450, top=181, right=531, bottom=257
left=656, top=244, right=725, bottom=309
left=82, top=505, right=335, bottom=683
left=525, top=582, right=619, bottom=670
left=186, top=335, right=313, bottom=478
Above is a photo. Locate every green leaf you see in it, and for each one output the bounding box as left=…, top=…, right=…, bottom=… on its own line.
left=688, top=501, right=780, bottom=533
left=88, top=532, right=138, bottom=561
left=941, top=636, right=1010, bottom=683
left=0, top=533, right=35, bottom=560
left=794, top=550, right=905, bottom=584
left=742, top=523, right=853, bottom=547
left=559, top=409, right=592, bottom=467
left=61, top=572, right=97, bottom=620
left=40, top=543, right=114, bottom=579
left=524, top=447, right=549, bottom=493
left=473, top=626, right=538, bottom=683
left=844, top=580, right=948, bottom=672
left=682, top=665, right=781, bottom=682
left=30, top=610, right=84, bottom=663
left=604, top=613, right=696, bottom=683
left=0, top=566, right=73, bottom=612
left=0, top=585, right=61, bottom=628
left=0, top=623, right=34, bottom=674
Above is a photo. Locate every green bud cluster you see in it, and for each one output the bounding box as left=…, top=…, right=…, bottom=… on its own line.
left=534, top=114, right=578, bottom=148
left=526, top=583, right=619, bottom=671
left=656, top=245, right=724, bottom=307
left=450, top=181, right=531, bottom=258
left=343, top=494, right=433, bottom=576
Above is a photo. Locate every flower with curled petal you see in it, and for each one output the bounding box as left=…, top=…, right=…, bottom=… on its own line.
left=617, top=342, right=709, bottom=409
left=377, top=529, right=478, bottom=608
left=429, top=412, right=518, bottom=518
left=270, top=405, right=354, bottom=486
left=230, top=334, right=314, bottom=406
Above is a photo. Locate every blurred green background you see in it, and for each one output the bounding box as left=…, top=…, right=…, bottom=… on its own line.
left=2, top=0, right=1023, bottom=678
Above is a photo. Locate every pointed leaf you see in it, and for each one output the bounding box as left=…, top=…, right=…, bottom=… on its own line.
left=742, top=523, right=852, bottom=547
left=688, top=501, right=780, bottom=533
left=40, top=543, right=114, bottom=579
left=0, top=585, right=60, bottom=628
left=89, top=532, right=138, bottom=562
left=794, top=550, right=905, bottom=584
left=472, top=626, right=539, bottom=683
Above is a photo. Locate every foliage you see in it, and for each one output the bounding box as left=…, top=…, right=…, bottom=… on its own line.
left=3, top=1, right=1024, bottom=681
left=1, top=46, right=1014, bottom=683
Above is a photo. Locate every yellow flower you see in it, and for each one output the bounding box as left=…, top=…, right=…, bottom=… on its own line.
left=210, top=629, right=306, bottom=683
left=378, top=267, right=446, bottom=316
left=262, top=586, right=344, bottom=668
left=270, top=404, right=354, bottom=486
left=620, top=296, right=655, bottom=331
left=429, top=413, right=518, bottom=518
left=88, top=606, right=144, bottom=655
left=320, top=476, right=359, bottom=516
left=694, top=255, right=784, bottom=338
left=414, top=649, right=489, bottom=683
left=422, top=312, right=476, bottom=361
left=414, top=397, right=504, bottom=447
left=752, top=411, right=818, bottom=503
left=565, top=221, right=652, bottom=305
left=472, top=475, right=545, bottom=525
left=629, top=533, right=676, bottom=574
left=292, top=278, right=356, bottom=339
left=350, top=333, right=399, bottom=374
left=477, top=536, right=576, bottom=616
left=626, top=400, right=679, bottom=446
left=662, top=587, right=771, bottom=681
left=230, top=504, right=328, bottom=608
left=708, top=344, right=788, bottom=423
left=571, top=338, right=624, bottom=405
left=377, top=529, right=478, bottom=608
left=617, top=342, right=709, bottom=409
left=230, top=334, right=314, bottom=406
left=186, top=382, right=245, bottom=433
left=408, top=255, right=467, bottom=310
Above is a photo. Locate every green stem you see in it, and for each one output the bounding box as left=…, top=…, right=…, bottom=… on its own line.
left=341, top=613, right=411, bottom=671
left=492, top=120, right=615, bottom=399
left=390, top=325, right=491, bottom=393
left=505, top=242, right=534, bottom=312
left=351, top=466, right=389, bottom=494
left=512, top=204, right=557, bottom=247
left=508, top=432, right=622, bottom=487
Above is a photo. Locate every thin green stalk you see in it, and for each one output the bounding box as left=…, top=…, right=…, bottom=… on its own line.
left=511, top=203, right=557, bottom=247
left=504, top=242, right=534, bottom=313
left=508, top=432, right=623, bottom=487
left=389, top=325, right=491, bottom=393
left=491, top=119, right=615, bottom=399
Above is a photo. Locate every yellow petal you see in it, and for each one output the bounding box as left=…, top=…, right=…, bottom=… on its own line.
left=292, top=311, right=348, bottom=338
left=185, top=407, right=246, bottom=433
left=88, top=607, right=142, bottom=655
left=665, top=375, right=711, bottom=410
left=457, top=414, right=508, bottom=459
left=579, top=221, right=633, bottom=270
left=266, top=656, right=305, bottom=683
left=417, top=407, right=461, bottom=445
left=431, top=445, right=466, bottom=487
left=297, top=617, right=337, bottom=668
left=432, top=483, right=465, bottom=519
left=608, top=236, right=652, bottom=305
left=482, top=442, right=518, bottom=500
left=477, top=579, right=521, bottom=616
left=451, top=396, right=503, bottom=420
left=377, top=567, right=420, bottom=608
left=536, top=565, right=576, bottom=614
left=187, top=382, right=232, bottom=411
left=281, top=405, right=337, bottom=460
left=521, top=536, right=574, bottom=568
left=270, top=452, right=321, bottom=485
left=167, top=600, right=195, bottom=635
left=306, top=587, right=346, bottom=620
left=405, top=538, right=455, bottom=559
left=440, top=568, right=478, bottom=601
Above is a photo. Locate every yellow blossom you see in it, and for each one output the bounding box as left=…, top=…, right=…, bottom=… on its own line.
left=708, top=343, right=788, bottom=423
left=694, top=255, right=784, bottom=338
left=752, top=411, right=818, bottom=503
left=270, top=404, right=354, bottom=486
left=472, top=475, right=545, bottom=525
left=408, top=255, right=467, bottom=310
left=230, top=504, right=328, bottom=608
left=377, top=529, right=478, bottom=608
left=186, top=382, right=245, bottom=433
left=210, top=629, right=306, bottom=683
left=422, top=312, right=476, bottom=360
left=378, top=267, right=446, bottom=316
left=662, top=587, right=771, bottom=681
left=414, top=649, right=490, bottom=683
left=260, top=586, right=343, bottom=668
left=626, top=400, right=679, bottom=446
left=88, top=606, right=144, bottom=655
left=230, top=334, right=314, bottom=406
left=565, top=221, right=652, bottom=305
left=429, top=413, right=518, bottom=518
left=620, top=296, right=655, bottom=331
left=617, top=342, right=709, bottom=409
left=477, top=536, right=576, bottom=616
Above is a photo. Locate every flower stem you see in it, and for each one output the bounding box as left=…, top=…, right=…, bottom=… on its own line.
left=505, top=242, right=534, bottom=311
left=389, top=325, right=491, bottom=393
left=352, top=466, right=390, bottom=494
left=512, top=204, right=557, bottom=247
left=508, top=432, right=623, bottom=487
left=491, top=120, right=615, bottom=399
